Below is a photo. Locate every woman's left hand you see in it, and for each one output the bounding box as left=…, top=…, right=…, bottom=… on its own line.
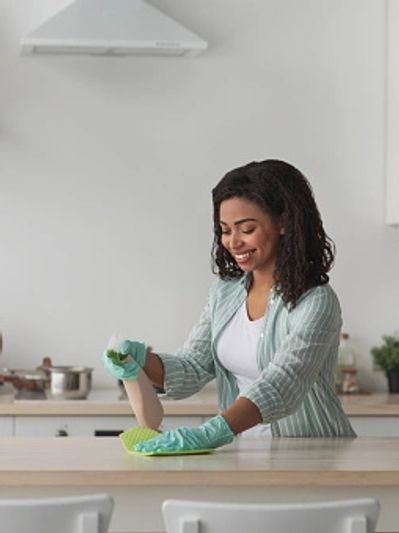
left=134, top=415, right=235, bottom=454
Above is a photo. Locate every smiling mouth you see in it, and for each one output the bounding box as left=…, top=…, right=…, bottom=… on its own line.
left=232, top=250, right=255, bottom=263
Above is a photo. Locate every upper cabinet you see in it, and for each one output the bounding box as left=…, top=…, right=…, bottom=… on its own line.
left=386, top=0, right=399, bottom=226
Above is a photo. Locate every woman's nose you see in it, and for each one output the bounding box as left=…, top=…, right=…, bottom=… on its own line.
left=229, top=231, right=243, bottom=249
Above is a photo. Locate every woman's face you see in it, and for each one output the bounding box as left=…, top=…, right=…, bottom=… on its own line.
left=219, top=197, right=283, bottom=277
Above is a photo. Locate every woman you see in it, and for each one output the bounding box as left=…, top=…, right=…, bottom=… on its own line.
left=103, top=159, right=356, bottom=453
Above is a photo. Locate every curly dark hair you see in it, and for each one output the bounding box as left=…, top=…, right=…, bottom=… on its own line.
left=211, top=159, right=335, bottom=307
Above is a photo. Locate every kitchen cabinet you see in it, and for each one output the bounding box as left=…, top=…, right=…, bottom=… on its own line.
left=348, top=416, right=399, bottom=437
left=2, top=390, right=399, bottom=437
left=12, top=415, right=399, bottom=437
left=340, top=393, right=399, bottom=436
left=0, top=417, right=13, bottom=436
left=0, top=388, right=214, bottom=436
left=13, top=416, right=204, bottom=437
left=13, top=416, right=130, bottom=437
left=11, top=413, right=399, bottom=437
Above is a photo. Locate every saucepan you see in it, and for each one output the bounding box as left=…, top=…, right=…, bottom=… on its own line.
left=44, top=365, right=93, bottom=400
left=0, top=368, right=49, bottom=396
left=0, top=358, right=93, bottom=400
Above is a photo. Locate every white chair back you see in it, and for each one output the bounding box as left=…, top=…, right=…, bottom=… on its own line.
left=163, top=498, right=379, bottom=533
left=0, top=493, right=113, bottom=533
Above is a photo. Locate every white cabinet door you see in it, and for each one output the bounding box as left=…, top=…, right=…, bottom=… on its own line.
left=160, top=416, right=205, bottom=430
left=14, top=416, right=136, bottom=437
left=0, top=417, right=13, bottom=436
left=349, top=417, right=399, bottom=436
left=13, top=415, right=399, bottom=437
left=13, top=415, right=204, bottom=437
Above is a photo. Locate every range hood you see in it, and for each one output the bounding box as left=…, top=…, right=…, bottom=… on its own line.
left=20, top=0, right=208, bottom=57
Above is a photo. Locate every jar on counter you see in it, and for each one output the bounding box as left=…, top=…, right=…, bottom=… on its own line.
left=341, top=367, right=360, bottom=394
left=336, top=332, right=360, bottom=394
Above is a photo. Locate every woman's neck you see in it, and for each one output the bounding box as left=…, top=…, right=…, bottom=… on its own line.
left=247, top=271, right=275, bottom=294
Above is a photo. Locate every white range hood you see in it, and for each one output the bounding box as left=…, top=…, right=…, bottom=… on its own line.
left=21, top=0, right=208, bottom=57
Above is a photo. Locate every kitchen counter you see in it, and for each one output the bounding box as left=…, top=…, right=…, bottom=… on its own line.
left=0, top=388, right=398, bottom=417
left=339, top=393, right=399, bottom=416
left=0, top=387, right=217, bottom=416
left=0, top=436, right=398, bottom=532
left=1, top=435, right=398, bottom=486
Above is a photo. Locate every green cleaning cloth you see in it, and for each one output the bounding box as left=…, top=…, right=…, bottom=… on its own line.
left=119, top=427, right=215, bottom=456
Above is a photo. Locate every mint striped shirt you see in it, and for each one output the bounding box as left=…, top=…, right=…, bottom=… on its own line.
left=159, top=274, right=356, bottom=437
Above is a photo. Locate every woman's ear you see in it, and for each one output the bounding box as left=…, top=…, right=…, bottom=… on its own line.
left=280, top=225, right=285, bottom=235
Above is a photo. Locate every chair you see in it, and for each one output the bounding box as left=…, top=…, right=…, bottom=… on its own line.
left=162, top=498, right=380, bottom=533
left=0, top=493, right=114, bottom=533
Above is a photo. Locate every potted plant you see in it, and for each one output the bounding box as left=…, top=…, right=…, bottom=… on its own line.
left=371, top=335, right=399, bottom=393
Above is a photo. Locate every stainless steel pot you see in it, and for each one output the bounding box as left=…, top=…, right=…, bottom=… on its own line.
left=0, top=368, right=49, bottom=397
left=45, top=366, right=93, bottom=400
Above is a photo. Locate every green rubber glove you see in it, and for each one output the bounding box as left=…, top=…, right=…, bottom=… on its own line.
left=102, top=339, right=147, bottom=381
left=134, top=415, right=235, bottom=453
left=119, top=339, right=148, bottom=368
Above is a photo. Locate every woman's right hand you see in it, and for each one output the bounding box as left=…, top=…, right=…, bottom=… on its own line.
left=102, top=339, right=148, bottom=381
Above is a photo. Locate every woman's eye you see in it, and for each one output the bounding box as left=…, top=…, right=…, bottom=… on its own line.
left=220, top=227, right=255, bottom=235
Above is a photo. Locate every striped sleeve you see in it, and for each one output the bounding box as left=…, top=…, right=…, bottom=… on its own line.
left=243, top=285, right=342, bottom=423
left=157, top=293, right=216, bottom=400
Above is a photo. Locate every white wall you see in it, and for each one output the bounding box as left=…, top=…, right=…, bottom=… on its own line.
left=1, top=0, right=397, bottom=390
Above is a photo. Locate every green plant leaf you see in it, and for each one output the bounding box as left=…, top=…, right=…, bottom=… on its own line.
left=371, top=335, right=399, bottom=371
left=106, top=349, right=128, bottom=365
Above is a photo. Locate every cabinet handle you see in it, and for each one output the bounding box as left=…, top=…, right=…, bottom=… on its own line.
left=94, top=430, right=123, bottom=437
left=55, top=428, right=68, bottom=437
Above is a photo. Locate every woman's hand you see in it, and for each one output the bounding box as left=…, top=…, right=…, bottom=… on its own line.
left=134, top=415, right=235, bottom=454
left=119, top=339, right=148, bottom=367
left=102, top=339, right=148, bottom=381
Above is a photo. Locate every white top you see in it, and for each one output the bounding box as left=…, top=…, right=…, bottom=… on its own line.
left=217, top=300, right=271, bottom=438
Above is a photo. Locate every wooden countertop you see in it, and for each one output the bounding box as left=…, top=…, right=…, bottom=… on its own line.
left=0, top=388, right=218, bottom=416
left=339, top=393, right=399, bottom=416
left=0, top=436, right=398, bottom=486
left=0, top=388, right=398, bottom=416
